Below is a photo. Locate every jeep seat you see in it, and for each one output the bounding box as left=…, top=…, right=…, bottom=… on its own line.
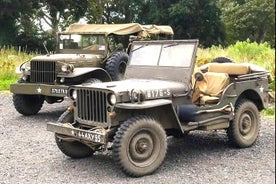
left=192, top=72, right=230, bottom=104
left=204, top=63, right=251, bottom=75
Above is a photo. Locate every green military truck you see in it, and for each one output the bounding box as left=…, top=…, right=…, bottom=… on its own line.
left=47, top=40, right=271, bottom=177
left=10, top=23, right=174, bottom=115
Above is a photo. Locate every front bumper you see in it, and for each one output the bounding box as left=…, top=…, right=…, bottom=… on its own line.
left=10, top=83, right=69, bottom=97
left=47, top=122, right=107, bottom=145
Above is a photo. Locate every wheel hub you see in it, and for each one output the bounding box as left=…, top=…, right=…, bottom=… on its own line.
left=239, top=114, right=252, bottom=135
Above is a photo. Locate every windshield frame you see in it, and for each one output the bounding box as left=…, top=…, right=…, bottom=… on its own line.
left=129, top=40, right=197, bottom=68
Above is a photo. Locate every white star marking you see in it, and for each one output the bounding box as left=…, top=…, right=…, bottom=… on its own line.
left=37, top=87, right=42, bottom=93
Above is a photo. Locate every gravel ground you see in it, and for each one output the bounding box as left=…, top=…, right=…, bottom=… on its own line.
left=0, top=91, right=275, bottom=184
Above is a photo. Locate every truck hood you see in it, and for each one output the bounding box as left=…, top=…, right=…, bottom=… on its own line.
left=81, top=79, right=190, bottom=99
left=31, top=54, right=104, bottom=62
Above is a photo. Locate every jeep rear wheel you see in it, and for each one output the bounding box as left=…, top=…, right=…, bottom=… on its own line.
left=112, top=116, right=167, bottom=177
left=211, top=57, right=234, bottom=63
left=12, top=94, right=44, bottom=115
left=55, top=110, right=95, bottom=158
left=227, top=99, right=260, bottom=148
left=105, top=51, right=129, bottom=81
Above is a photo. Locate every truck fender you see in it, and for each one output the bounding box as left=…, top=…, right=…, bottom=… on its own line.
left=58, top=67, right=111, bottom=82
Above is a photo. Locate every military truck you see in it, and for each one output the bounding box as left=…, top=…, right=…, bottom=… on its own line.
left=10, top=23, right=174, bottom=115
left=47, top=40, right=270, bottom=177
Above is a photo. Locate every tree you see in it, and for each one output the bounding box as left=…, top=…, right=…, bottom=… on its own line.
left=0, top=0, right=32, bottom=45
left=168, top=0, right=225, bottom=47
left=218, top=0, right=275, bottom=47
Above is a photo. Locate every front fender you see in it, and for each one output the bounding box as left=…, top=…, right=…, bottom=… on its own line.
left=58, top=67, right=111, bottom=82
left=116, top=99, right=184, bottom=132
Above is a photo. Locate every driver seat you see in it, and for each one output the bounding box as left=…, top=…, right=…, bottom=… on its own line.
left=192, top=70, right=230, bottom=104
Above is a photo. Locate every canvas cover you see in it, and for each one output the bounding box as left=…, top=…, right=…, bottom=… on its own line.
left=60, top=23, right=174, bottom=37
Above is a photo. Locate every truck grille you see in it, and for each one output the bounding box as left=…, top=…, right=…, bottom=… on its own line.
left=30, top=61, right=56, bottom=84
left=76, top=89, right=108, bottom=123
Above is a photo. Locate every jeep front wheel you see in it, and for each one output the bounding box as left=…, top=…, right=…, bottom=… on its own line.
left=227, top=99, right=260, bottom=148
left=55, top=110, right=95, bottom=158
left=105, top=51, right=129, bottom=81
left=12, top=94, right=44, bottom=115
left=112, top=116, right=167, bottom=177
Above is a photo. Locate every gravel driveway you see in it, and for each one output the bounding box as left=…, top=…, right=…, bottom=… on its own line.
left=0, top=92, right=274, bottom=184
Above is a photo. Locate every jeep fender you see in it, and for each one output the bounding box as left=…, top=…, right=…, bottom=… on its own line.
left=58, top=67, right=111, bottom=82
left=116, top=99, right=184, bottom=132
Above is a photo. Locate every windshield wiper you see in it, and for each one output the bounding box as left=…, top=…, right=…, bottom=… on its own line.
left=130, top=44, right=148, bottom=53
left=163, top=42, right=179, bottom=48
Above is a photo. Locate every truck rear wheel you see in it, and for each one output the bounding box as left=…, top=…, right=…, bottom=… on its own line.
left=112, top=116, right=167, bottom=177
left=105, top=51, right=129, bottom=81
left=55, top=110, right=95, bottom=158
left=227, top=99, right=260, bottom=148
left=12, top=94, right=44, bottom=115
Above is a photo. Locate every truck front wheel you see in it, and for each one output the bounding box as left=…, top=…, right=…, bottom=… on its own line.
left=12, top=94, right=44, bottom=115
left=227, top=99, right=260, bottom=148
left=55, top=110, right=95, bottom=158
left=112, top=116, right=167, bottom=177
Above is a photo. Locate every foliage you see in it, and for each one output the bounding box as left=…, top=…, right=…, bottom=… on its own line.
left=169, top=0, right=225, bottom=47
left=0, top=46, right=34, bottom=90
left=218, top=0, right=275, bottom=47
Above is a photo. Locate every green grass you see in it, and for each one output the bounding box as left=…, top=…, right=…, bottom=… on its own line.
left=0, top=46, right=34, bottom=90
left=262, top=106, right=275, bottom=117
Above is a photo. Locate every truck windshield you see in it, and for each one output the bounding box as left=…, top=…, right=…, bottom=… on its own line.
left=130, top=42, right=195, bottom=67
left=59, top=34, right=106, bottom=50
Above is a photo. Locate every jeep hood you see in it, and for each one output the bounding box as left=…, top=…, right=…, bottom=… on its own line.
left=31, top=54, right=104, bottom=62
left=81, top=79, right=189, bottom=98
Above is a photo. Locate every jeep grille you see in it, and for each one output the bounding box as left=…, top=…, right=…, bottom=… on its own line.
left=76, top=89, right=108, bottom=123
left=30, top=61, right=56, bottom=84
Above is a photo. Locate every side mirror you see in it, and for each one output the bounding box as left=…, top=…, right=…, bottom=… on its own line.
left=194, top=72, right=204, bottom=81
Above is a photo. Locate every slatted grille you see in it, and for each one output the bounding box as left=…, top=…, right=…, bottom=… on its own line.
left=77, top=89, right=108, bottom=123
left=30, top=61, right=56, bottom=83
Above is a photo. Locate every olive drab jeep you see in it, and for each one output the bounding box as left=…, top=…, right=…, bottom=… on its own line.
left=10, top=23, right=174, bottom=115
left=47, top=40, right=271, bottom=177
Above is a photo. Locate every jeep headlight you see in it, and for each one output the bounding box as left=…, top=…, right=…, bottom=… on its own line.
left=61, top=64, right=74, bottom=73
left=108, top=93, right=116, bottom=105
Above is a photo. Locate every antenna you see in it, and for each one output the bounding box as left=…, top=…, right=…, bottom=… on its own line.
left=43, top=41, right=50, bottom=56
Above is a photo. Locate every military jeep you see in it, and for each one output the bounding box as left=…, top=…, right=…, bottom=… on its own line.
left=47, top=40, right=270, bottom=177
left=10, top=23, right=174, bottom=115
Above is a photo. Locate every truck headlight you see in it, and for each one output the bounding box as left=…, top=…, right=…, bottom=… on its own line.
left=61, top=64, right=74, bottom=73
left=18, top=61, right=31, bottom=73
left=108, top=93, right=116, bottom=105
left=72, top=90, right=77, bottom=100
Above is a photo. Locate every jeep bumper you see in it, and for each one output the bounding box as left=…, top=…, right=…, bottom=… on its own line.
left=47, top=122, right=107, bottom=144
left=10, top=83, right=69, bottom=97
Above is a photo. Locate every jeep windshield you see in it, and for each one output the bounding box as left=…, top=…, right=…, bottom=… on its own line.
left=58, top=34, right=106, bottom=51
left=129, top=41, right=196, bottom=67
left=125, top=40, right=198, bottom=83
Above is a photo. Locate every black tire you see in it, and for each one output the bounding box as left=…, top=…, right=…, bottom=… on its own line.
left=12, top=94, right=44, bottom=115
left=105, top=51, right=129, bottom=81
left=55, top=110, right=95, bottom=158
left=211, top=57, right=234, bottom=63
left=112, top=116, right=167, bottom=177
left=227, top=99, right=260, bottom=148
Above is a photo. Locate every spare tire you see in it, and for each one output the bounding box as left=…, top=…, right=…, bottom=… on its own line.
left=105, top=51, right=129, bottom=81
left=211, top=57, right=234, bottom=63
